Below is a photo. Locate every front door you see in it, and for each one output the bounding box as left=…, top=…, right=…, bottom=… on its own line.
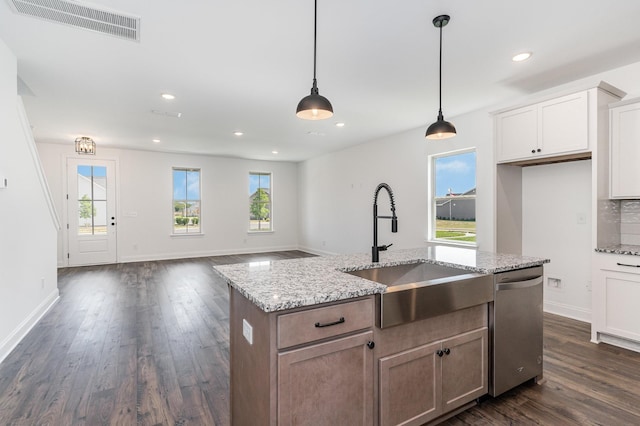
left=67, top=158, right=117, bottom=266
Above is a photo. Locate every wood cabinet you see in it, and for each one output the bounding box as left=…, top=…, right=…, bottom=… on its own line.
left=229, top=289, right=375, bottom=426
left=495, top=91, right=589, bottom=164
left=278, top=331, right=373, bottom=425
left=591, top=252, right=640, bottom=352
left=378, top=328, right=488, bottom=426
left=610, top=98, right=640, bottom=198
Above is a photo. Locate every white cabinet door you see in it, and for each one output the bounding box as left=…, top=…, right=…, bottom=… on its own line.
left=610, top=101, right=640, bottom=198
left=538, top=91, right=589, bottom=157
left=495, top=90, right=589, bottom=164
left=592, top=253, right=640, bottom=347
left=496, top=105, right=537, bottom=162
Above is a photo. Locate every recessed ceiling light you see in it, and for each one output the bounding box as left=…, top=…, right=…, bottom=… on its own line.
left=152, top=139, right=160, bottom=143
left=234, top=131, right=244, bottom=136
left=335, top=122, right=345, bottom=127
left=512, top=52, right=532, bottom=62
left=161, top=93, right=175, bottom=100
left=272, top=150, right=279, bottom=154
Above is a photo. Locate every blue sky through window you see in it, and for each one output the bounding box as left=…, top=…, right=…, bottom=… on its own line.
left=434, top=151, right=476, bottom=197
left=173, top=169, right=200, bottom=200
left=249, top=173, right=270, bottom=195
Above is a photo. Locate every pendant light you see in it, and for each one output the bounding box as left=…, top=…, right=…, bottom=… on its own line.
left=426, top=14, right=456, bottom=140
left=296, top=0, right=333, bottom=120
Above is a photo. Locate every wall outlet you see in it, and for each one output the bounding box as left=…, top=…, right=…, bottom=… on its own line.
left=548, top=277, right=562, bottom=288
left=242, top=319, right=253, bottom=345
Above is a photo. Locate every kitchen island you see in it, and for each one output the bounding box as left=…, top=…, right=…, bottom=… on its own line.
left=214, top=245, right=549, bottom=425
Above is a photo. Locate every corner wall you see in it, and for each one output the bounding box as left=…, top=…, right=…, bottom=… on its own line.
left=0, top=39, right=59, bottom=363
left=297, top=108, right=495, bottom=255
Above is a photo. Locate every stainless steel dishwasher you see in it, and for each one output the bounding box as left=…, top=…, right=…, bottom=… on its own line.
left=489, top=266, right=544, bottom=396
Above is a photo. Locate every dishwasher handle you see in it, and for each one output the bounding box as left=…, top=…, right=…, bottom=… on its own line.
left=496, top=275, right=543, bottom=291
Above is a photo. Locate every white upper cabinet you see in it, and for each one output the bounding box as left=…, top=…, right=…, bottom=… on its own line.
left=610, top=98, right=640, bottom=198
left=495, top=91, right=589, bottom=163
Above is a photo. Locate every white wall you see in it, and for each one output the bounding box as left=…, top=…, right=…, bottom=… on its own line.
left=522, top=161, right=592, bottom=321
left=36, top=143, right=299, bottom=265
left=0, top=39, right=59, bottom=363
left=298, top=106, right=495, bottom=256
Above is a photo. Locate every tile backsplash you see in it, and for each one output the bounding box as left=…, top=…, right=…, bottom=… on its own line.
left=621, top=200, right=640, bottom=245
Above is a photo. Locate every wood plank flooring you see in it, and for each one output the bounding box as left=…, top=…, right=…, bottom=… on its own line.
left=0, top=251, right=639, bottom=425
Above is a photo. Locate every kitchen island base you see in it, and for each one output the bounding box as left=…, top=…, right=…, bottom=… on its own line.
left=230, top=287, right=488, bottom=425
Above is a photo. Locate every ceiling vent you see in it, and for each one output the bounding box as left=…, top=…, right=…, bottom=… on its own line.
left=8, top=0, right=140, bottom=42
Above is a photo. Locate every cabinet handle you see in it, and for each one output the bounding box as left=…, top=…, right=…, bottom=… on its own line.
left=531, top=149, right=536, bottom=154
left=616, top=262, right=640, bottom=268
left=314, top=317, right=345, bottom=328
left=367, top=341, right=375, bottom=350
left=443, top=348, right=451, bottom=355
left=436, top=349, right=444, bottom=357
left=537, top=148, right=541, bottom=153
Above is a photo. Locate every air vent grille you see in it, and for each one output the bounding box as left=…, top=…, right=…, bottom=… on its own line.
left=8, top=0, right=140, bottom=41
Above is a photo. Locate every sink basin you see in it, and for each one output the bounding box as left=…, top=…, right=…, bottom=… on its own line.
left=345, top=262, right=493, bottom=328
left=346, top=262, right=470, bottom=286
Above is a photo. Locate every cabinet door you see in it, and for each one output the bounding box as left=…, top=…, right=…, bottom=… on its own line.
left=597, top=269, right=640, bottom=342
left=378, top=341, right=442, bottom=426
left=441, top=328, right=488, bottom=412
left=278, top=331, right=373, bottom=426
left=538, top=91, right=589, bottom=157
left=610, top=102, right=640, bottom=198
left=496, top=105, right=538, bottom=162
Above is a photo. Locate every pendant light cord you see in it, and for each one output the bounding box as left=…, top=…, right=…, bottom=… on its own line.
left=313, top=0, right=318, bottom=83
left=438, top=23, right=443, bottom=116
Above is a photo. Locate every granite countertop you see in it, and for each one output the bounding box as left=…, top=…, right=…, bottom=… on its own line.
left=595, top=244, right=640, bottom=256
left=213, top=245, right=550, bottom=313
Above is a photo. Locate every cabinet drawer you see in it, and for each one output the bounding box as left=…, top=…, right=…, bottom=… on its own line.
left=277, top=298, right=373, bottom=349
left=596, top=253, right=640, bottom=272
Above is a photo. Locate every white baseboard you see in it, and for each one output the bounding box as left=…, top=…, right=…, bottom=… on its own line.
left=543, top=300, right=591, bottom=323
left=296, top=245, right=337, bottom=256
left=117, top=245, right=302, bottom=264
left=0, top=289, right=59, bottom=365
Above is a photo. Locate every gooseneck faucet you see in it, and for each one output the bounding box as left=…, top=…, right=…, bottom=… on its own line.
left=372, top=183, right=398, bottom=262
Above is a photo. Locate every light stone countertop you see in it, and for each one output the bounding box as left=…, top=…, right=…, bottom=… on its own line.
left=595, top=244, right=640, bottom=256
left=213, top=245, right=550, bottom=313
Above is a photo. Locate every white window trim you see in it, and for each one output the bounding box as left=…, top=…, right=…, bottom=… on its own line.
left=248, top=171, right=274, bottom=233
left=427, top=147, right=477, bottom=247
left=172, top=167, right=203, bottom=236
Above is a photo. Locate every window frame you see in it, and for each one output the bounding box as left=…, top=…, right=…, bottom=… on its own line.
left=428, top=148, right=477, bottom=247
left=248, top=171, right=273, bottom=233
left=172, top=167, right=202, bottom=236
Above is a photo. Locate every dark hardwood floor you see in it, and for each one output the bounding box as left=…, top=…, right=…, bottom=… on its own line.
left=0, top=250, right=639, bottom=425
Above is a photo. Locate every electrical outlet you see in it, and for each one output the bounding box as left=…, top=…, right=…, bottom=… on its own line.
left=242, top=319, right=253, bottom=345
left=548, top=277, right=561, bottom=288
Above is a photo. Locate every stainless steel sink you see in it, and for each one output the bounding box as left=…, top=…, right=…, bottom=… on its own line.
left=345, top=262, right=493, bottom=328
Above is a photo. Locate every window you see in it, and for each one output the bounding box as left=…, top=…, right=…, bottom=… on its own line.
left=173, top=168, right=201, bottom=234
left=249, top=172, right=272, bottom=231
left=76, top=165, right=107, bottom=235
left=430, top=149, right=476, bottom=244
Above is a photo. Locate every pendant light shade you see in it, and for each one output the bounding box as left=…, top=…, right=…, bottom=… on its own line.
left=426, top=14, right=456, bottom=140
left=296, top=0, right=333, bottom=120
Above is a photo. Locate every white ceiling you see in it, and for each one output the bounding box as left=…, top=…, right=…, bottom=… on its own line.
left=2, top=0, right=640, bottom=162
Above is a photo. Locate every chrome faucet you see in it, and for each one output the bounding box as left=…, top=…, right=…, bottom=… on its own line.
left=372, top=183, right=398, bottom=262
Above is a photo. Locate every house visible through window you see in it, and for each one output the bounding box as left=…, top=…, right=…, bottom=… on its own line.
left=173, top=168, right=201, bottom=234
left=249, top=172, right=271, bottom=231
left=431, top=149, right=476, bottom=244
